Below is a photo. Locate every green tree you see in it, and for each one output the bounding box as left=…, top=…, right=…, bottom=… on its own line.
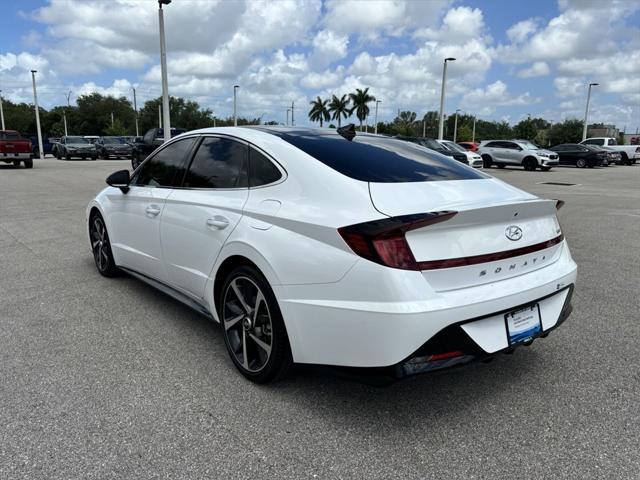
left=308, top=96, right=330, bottom=127
left=328, top=94, right=351, bottom=127
left=548, top=119, right=584, bottom=145
left=348, top=88, right=376, bottom=131
left=75, top=93, right=135, bottom=135
left=104, top=118, right=127, bottom=136
left=456, top=124, right=473, bottom=142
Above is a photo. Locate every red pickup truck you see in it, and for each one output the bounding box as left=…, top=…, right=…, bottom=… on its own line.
left=0, top=130, right=33, bottom=168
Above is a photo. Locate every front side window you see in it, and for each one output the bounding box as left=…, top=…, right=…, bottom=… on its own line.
left=134, top=137, right=196, bottom=187
left=249, top=147, right=282, bottom=187
left=183, top=137, right=248, bottom=189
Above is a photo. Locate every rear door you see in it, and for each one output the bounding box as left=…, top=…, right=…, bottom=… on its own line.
left=107, top=137, right=196, bottom=282
left=160, top=136, right=249, bottom=298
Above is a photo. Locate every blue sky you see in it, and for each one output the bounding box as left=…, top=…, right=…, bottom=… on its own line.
left=1, top=0, right=638, bottom=131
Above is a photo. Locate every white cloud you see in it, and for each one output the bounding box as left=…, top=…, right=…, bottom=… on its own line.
left=506, top=19, right=538, bottom=43
left=462, top=81, right=539, bottom=114
left=414, top=7, right=486, bottom=43
left=310, top=30, right=349, bottom=67
left=517, top=61, right=550, bottom=78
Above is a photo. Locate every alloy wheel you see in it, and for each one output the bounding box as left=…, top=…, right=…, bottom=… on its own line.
left=576, top=158, right=586, bottom=168
left=222, top=276, right=273, bottom=373
left=90, top=216, right=111, bottom=273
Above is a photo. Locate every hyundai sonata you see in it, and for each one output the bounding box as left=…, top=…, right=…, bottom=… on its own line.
left=86, top=126, right=577, bottom=383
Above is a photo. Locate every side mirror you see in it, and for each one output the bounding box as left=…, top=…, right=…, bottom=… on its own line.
left=516, top=146, right=523, bottom=151
left=106, top=169, right=130, bottom=193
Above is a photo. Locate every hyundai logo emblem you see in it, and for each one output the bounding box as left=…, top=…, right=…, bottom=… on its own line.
left=505, top=225, right=523, bottom=241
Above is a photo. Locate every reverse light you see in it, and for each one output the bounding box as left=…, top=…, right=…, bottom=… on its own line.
left=338, top=211, right=457, bottom=270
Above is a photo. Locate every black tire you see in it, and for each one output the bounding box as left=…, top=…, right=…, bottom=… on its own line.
left=540, top=166, right=551, bottom=171
left=481, top=154, right=492, bottom=168
left=576, top=158, right=587, bottom=168
left=23, top=158, right=33, bottom=169
left=523, top=157, right=538, bottom=171
left=620, top=152, right=630, bottom=165
left=65, top=152, right=71, bottom=160
left=89, top=213, right=119, bottom=277
left=91, top=155, right=97, bottom=161
left=13, top=160, right=20, bottom=167
left=219, top=265, right=292, bottom=383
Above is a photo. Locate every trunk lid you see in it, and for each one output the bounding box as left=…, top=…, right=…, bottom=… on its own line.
left=369, top=179, right=564, bottom=291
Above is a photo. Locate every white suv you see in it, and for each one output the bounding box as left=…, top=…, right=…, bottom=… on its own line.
left=479, top=140, right=559, bottom=171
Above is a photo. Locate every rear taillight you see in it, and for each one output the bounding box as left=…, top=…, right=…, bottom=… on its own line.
left=338, top=211, right=457, bottom=270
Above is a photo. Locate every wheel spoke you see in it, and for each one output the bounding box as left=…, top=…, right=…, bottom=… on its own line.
left=248, top=333, right=271, bottom=356
left=224, top=313, right=244, bottom=331
left=252, top=291, right=264, bottom=322
left=231, top=280, right=251, bottom=313
left=241, top=330, right=249, bottom=369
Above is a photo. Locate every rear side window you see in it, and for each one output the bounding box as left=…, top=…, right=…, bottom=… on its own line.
left=258, top=130, right=483, bottom=183
left=183, top=137, right=248, bottom=189
left=484, top=141, right=500, bottom=148
left=249, top=148, right=282, bottom=187
left=584, top=139, right=604, bottom=146
left=134, top=137, right=195, bottom=187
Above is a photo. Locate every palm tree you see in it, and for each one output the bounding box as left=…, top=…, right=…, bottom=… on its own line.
left=349, top=88, right=376, bottom=131
left=328, top=94, right=351, bottom=128
left=308, top=96, right=330, bottom=127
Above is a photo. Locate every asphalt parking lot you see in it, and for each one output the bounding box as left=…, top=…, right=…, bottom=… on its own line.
left=1, top=157, right=638, bottom=479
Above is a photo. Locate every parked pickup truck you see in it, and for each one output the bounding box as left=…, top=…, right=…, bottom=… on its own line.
left=580, top=137, right=639, bottom=165
left=0, top=130, right=33, bottom=168
left=131, top=127, right=186, bottom=169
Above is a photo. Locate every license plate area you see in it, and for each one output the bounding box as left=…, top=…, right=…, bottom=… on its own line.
left=505, top=304, right=541, bottom=345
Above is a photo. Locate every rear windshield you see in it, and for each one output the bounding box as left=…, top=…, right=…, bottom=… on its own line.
left=255, top=129, right=484, bottom=183
left=1, top=132, right=21, bottom=140
left=103, top=137, right=125, bottom=144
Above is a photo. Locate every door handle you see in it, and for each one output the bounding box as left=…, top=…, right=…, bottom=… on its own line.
left=206, top=216, right=230, bottom=230
left=145, top=205, right=161, bottom=217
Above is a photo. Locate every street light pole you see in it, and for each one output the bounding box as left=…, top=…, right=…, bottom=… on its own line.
left=286, top=108, right=291, bottom=126
left=453, top=108, right=461, bottom=142
left=438, top=57, right=456, bottom=140
left=63, top=90, right=71, bottom=137
left=233, top=85, right=239, bottom=126
left=158, top=0, right=172, bottom=142
left=472, top=116, right=476, bottom=143
left=0, top=90, right=5, bottom=130
left=374, top=100, right=381, bottom=134
left=30, top=71, right=44, bottom=160
left=132, top=87, right=139, bottom=136
left=158, top=104, right=162, bottom=128
left=291, top=101, right=294, bottom=126
left=582, top=82, right=599, bottom=141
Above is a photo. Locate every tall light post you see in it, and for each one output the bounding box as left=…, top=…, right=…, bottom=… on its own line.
left=158, top=0, right=172, bottom=142
left=30, top=70, right=44, bottom=161
left=286, top=108, right=291, bottom=126
left=374, top=100, right=381, bottom=134
left=438, top=57, right=456, bottom=140
left=132, top=87, right=139, bottom=136
left=582, top=82, right=599, bottom=141
left=453, top=108, right=461, bottom=142
left=63, top=90, right=71, bottom=137
left=233, top=85, right=239, bottom=126
left=291, top=101, right=295, bottom=126
left=472, top=116, right=476, bottom=143
left=0, top=90, right=5, bottom=130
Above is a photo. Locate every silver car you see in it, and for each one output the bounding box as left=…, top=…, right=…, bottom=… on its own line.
left=478, top=140, right=559, bottom=171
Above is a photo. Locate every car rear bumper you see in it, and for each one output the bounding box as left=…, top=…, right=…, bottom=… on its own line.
left=1, top=152, right=31, bottom=160
left=276, top=241, right=577, bottom=367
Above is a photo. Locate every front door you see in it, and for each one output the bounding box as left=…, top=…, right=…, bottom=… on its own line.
left=107, top=136, right=196, bottom=282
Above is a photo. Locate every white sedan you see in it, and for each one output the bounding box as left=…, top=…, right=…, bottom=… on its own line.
left=437, top=139, right=484, bottom=168
left=87, top=126, right=577, bottom=383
